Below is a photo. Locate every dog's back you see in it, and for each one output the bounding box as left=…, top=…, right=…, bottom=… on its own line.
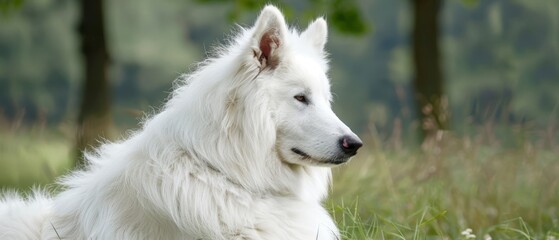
left=0, top=191, right=52, bottom=240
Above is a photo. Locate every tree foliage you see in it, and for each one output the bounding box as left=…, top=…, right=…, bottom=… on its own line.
left=0, top=0, right=23, bottom=14
left=196, top=0, right=368, bottom=35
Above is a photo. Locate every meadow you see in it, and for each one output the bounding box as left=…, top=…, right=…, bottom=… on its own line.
left=1, top=127, right=558, bottom=239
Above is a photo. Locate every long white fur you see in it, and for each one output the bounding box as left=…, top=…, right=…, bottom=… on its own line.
left=0, top=5, right=359, bottom=240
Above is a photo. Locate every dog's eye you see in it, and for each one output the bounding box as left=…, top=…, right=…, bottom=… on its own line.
left=294, top=95, right=308, bottom=104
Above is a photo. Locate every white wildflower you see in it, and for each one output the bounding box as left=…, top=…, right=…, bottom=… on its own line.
left=461, top=228, right=476, bottom=239
left=484, top=234, right=492, bottom=240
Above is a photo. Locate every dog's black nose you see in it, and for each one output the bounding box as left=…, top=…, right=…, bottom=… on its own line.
left=339, top=135, right=363, bottom=156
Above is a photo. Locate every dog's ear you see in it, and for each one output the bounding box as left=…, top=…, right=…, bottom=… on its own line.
left=301, top=18, right=328, bottom=53
left=251, top=5, right=288, bottom=69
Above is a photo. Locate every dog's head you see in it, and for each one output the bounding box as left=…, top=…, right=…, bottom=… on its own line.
left=249, top=6, right=362, bottom=166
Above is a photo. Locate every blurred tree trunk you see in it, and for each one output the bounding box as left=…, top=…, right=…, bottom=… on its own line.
left=75, top=0, right=111, bottom=168
left=411, top=0, right=448, bottom=141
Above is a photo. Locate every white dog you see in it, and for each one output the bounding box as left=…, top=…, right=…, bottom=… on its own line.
left=0, top=5, right=362, bottom=239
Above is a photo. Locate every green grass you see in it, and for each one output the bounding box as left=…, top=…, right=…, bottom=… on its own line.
left=1, top=128, right=558, bottom=239
left=0, top=129, right=72, bottom=190
left=329, top=134, right=559, bottom=239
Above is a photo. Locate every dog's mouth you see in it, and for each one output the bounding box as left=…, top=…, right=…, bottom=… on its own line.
left=291, top=148, right=311, bottom=159
left=291, top=148, right=347, bottom=165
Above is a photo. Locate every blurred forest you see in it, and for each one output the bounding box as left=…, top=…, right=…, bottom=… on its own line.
left=1, top=0, right=558, bottom=145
